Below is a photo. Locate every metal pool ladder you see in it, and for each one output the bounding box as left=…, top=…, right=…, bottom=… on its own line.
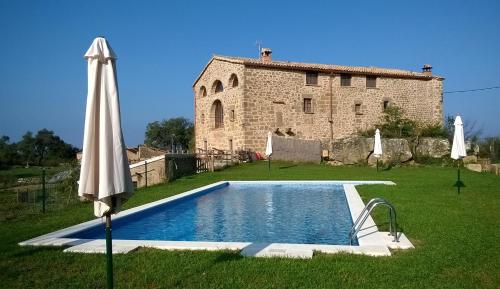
left=349, top=198, right=400, bottom=245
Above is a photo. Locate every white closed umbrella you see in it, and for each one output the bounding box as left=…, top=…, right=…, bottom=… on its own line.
left=78, top=37, right=133, bottom=289
left=451, top=116, right=466, bottom=160
left=450, top=115, right=466, bottom=193
left=373, top=129, right=382, bottom=171
left=265, top=131, right=273, bottom=172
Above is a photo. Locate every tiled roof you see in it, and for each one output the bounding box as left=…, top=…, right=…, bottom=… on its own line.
left=193, top=55, right=443, bottom=86
left=218, top=55, right=444, bottom=79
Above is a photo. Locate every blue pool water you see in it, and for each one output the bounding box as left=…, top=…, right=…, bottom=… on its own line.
left=67, top=182, right=357, bottom=245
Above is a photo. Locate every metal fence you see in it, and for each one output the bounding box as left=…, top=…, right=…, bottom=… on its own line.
left=4, top=169, right=79, bottom=218
left=15, top=181, right=78, bottom=212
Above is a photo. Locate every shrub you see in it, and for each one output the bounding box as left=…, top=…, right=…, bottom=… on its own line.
left=420, top=123, right=449, bottom=138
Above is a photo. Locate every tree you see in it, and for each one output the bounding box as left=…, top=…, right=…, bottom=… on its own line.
left=17, top=131, right=36, bottom=167
left=0, top=136, right=17, bottom=169
left=15, top=129, right=78, bottom=166
left=34, top=129, right=53, bottom=165
left=144, top=117, right=194, bottom=151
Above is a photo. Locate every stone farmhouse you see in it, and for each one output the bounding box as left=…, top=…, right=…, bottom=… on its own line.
left=193, top=49, right=444, bottom=154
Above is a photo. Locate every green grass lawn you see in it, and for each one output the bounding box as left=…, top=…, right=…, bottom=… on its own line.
left=1, top=162, right=499, bottom=289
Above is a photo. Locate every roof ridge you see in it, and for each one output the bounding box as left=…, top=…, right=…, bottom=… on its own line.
left=211, top=54, right=443, bottom=79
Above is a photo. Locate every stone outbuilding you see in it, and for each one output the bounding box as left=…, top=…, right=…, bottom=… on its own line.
left=193, top=49, right=444, bottom=154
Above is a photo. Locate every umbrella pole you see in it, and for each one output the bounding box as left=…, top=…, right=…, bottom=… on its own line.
left=457, top=161, right=461, bottom=194
left=268, top=156, right=271, bottom=173
left=105, top=214, right=113, bottom=289
left=376, top=159, right=379, bottom=172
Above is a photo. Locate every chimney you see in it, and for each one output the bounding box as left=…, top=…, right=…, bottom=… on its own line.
left=422, top=64, right=432, bottom=76
left=260, top=48, right=272, bottom=62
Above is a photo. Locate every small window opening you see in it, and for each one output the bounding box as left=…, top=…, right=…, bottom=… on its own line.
left=366, top=76, right=377, bottom=88
left=355, top=103, right=362, bottom=115
left=229, top=74, right=239, bottom=87
left=199, top=86, right=207, bottom=97
left=303, top=98, right=313, bottom=113
left=213, top=80, right=223, bottom=93
left=306, top=72, right=318, bottom=85
left=341, top=74, right=352, bottom=86
left=383, top=100, right=390, bottom=110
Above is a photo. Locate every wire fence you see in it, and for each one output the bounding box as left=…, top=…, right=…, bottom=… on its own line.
left=0, top=171, right=78, bottom=221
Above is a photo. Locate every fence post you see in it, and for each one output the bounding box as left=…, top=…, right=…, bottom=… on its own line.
left=42, top=168, right=46, bottom=213
left=144, top=160, right=148, bottom=188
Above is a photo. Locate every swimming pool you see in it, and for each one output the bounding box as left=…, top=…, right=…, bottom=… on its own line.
left=20, top=181, right=404, bottom=258
left=66, top=182, right=357, bottom=245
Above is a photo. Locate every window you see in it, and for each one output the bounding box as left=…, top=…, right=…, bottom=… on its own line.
left=201, top=113, right=205, bottom=124
left=230, top=109, right=235, bottom=121
left=366, top=76, right=377, bottom=88
left=383, top=100, right=390, bottom=110
left=341, top=74, right=351, bottom=86
left=229, top=139, right=233, bottom=152
left=213, top=100, right=224, bottom=128
left=212, top=80, right=223, bottom=93
left=229, top=74, right=239, bottom=87
left=355, top=103, right=362, bottom=115
left=303, top=98, right=313, bottom=113
left=306, top=72, right=318, bottom=85
left=199, top=86, right=207, bottom=97
left=203, top=140, right=208, bottom=151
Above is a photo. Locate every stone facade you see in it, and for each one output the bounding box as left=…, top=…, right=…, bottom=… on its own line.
left=129, top=154, right=196, bottom=188
left=194, top=52, right=444, bottom=154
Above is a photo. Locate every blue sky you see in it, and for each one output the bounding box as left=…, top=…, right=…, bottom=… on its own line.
left=0, top=0, right=499, bottom=147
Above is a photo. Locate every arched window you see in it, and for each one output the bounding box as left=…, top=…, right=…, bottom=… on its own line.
left=229, top=74, right=239, bottom=87
left=199, top=86, right=207, bottom=97
left=212, top=80, right=223, bottom=93
left=213, top=100, right=224, bottom=128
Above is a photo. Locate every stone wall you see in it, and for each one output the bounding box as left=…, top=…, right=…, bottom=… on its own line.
left=194, top=56, right=444, bottom=156
left=330, top=137, right=449, bottom=165
left=271, top=136, right=321, bottom=163
left=129, top=154, right=196, bottom=188
left=194, top=59, right=246, bottom=152
left=243, top=67, right=443, bottom=153
left=130, top=155, right=166, bottom=188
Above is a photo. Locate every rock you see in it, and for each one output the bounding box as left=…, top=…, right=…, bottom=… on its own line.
left=414, top=138, right=450, bottom=158
left=490, top=164, right=500, bottom=176
left=326, top=160, right=344, bottom=166
left=463, top=155, right=477, bottom=164
left=331, top=137, right=373, bottom=165
left=465, top=164, right=482, bottom=172
left=331, top=137, right=412, bottom=165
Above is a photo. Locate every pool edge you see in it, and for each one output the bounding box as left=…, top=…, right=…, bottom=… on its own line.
left=20, top=180, right=395, bottom=257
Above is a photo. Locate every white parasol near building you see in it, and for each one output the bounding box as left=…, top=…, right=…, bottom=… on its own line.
left=450, top=115, right=467, bottom=193
left=78, top=37, right=134, bottom=289
left=265, top=131, right=273, bottom=172
left=373, top=129, right=383, bottom=171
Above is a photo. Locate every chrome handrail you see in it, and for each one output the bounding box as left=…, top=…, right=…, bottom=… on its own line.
left=349, top=198, right=399, bottom=245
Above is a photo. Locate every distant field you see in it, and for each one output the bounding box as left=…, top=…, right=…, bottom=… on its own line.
left=0, top=161, right=499, bottom=289
left=0, top=166, right=67, bottom=189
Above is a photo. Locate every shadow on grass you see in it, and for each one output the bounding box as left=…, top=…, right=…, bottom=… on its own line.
left=213, top=251, right=243, bottom=263
left=278, top=165, right=298, bottom=170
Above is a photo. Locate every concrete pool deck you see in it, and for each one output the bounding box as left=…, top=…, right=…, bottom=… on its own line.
left=19, top=180, right=413, bottom=258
